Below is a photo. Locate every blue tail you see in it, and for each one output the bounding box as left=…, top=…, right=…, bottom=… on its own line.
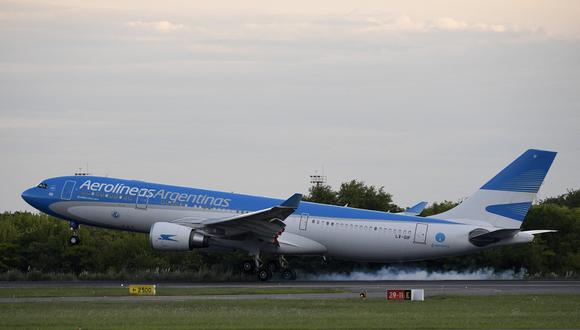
left=431, top=149, right=557, bottom=228
left=481, top=149, right=557, bottom=193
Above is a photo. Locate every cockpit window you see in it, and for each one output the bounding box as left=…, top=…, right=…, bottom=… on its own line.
left=37, top=182, right=48, bottom=189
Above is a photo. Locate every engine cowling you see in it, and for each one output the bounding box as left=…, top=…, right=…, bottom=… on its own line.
left=149, top=222, right=209, bottom=251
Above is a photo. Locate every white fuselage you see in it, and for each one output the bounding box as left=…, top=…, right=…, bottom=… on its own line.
left=49, top=200, right=516, bottom=262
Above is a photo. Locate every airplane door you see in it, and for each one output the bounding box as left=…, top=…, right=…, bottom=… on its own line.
left=61, top=180, right=76, bottom=200
left=299, top=213, right=309, bottom=231
left=413, top=223, right=428, bottom=244
left=136, top=195, right=148, bottom=210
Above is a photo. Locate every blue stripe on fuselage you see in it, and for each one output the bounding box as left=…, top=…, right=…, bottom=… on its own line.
left=41, top=176, right=459, bottom=225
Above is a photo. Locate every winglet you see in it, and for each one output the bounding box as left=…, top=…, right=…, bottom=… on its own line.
left=280, top=193, right=302, bottom=209
left=403, top=201, right=428, bottom=215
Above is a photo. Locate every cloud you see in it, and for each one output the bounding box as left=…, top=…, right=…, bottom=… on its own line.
left=125, top=20, right=187, bottom=32
left=434, top=17, right=507, bottom=33
left=433, top=17, right=469, bottom=31
left=357, top=15, right=427, bottom=33
left=355, top=15, right=517, bottom=35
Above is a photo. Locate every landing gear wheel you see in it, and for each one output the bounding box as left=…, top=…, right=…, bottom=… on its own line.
left=281, top=268, right=297, bottom=280
left=69, top=221, right=80, bottom=246
left=256, top=267, right=272, bottom=282
left=69, top=236, right=80, bottom=245
left=241, top=260, right=254, bottom=273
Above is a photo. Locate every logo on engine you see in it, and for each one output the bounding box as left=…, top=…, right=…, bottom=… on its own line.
left=159, top=234, right=177, bottom=242
left=435, top=232, right=446, bottom=243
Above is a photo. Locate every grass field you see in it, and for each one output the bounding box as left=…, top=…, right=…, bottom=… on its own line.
left=0, top=287, right=345, bottom=298
left=1, top=295, right=579, bottom=329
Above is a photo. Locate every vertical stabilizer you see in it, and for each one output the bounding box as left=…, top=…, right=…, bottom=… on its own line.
left=431, top=149, right=557, bottom=228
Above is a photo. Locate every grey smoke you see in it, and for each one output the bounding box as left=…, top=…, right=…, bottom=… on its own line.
left=307, top=267, right=525, bottom=281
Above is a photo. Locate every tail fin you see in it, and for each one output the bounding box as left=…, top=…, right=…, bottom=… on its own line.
left=431, top=149, right=557, bottom=228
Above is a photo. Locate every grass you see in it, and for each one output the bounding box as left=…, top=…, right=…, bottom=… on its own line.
left=0, top=295, right=579, bottom=329
left=0, top=287, right=345, bottom=298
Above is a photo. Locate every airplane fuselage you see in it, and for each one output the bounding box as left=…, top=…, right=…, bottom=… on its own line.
left=21, top=175, right=531, bottom=262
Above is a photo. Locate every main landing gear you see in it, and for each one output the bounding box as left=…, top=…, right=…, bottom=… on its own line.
left=69, top=221, right=80, bottom=245
left=241, top=254, right=296, bottom=281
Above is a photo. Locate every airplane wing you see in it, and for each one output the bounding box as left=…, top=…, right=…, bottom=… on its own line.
left=399, top=201, right=428, bottom=216
left=198, top=193, right=302, bottom=244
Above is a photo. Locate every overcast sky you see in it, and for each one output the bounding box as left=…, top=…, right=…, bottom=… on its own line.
left=1, top=0, right=579, bottom=212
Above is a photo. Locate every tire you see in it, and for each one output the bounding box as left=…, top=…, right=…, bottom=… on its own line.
left=257, top=268, right=272, bottom=282
left=281, top=268, right=297, bottom=281
left=69, top=236, right=80, bottom=245
left=241, top=260, right=254, bottom=273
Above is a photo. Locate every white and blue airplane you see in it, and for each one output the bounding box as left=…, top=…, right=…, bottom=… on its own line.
left=21, top=149, right=556, bottom=281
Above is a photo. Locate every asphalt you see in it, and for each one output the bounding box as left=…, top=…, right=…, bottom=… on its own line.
left=1, top=280, right=579, bottom=302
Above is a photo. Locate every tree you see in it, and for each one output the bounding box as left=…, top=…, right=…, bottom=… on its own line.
left=420, top=201, right=458, bottom=216
left=337, top=180, right=401, bottom=212
left=541, top=189, right=580, bottom=208
left=304, top=184, right=337, bottom=205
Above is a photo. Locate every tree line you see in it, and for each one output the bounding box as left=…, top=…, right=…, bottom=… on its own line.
left=0, top=182, right=578, bottom=280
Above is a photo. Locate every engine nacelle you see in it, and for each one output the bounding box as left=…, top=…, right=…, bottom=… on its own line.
left=149, top=222, right=209, bottom=251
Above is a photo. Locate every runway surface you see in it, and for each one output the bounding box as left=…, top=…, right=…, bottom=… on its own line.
left=1, top=280, right=579, bottom=302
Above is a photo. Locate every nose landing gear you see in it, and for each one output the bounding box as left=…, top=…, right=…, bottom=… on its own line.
left=69, top=221, right=80, bottom=245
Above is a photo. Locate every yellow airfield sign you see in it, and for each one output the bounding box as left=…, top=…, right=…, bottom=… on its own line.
left=128, top=284, right=156, bottom=295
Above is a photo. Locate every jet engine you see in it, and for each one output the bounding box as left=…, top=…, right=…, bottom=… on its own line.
left=149, top=222, right=209, bottom=251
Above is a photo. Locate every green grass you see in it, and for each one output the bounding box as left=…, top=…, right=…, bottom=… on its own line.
left=1, top=295, right=579, bottom=329
left=0, top=287, right=345, bottom=298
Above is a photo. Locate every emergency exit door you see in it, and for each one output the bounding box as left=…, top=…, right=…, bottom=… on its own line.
left=299, top=213, right=309, bottom=230
left=413, top=223, right=428, bottom=244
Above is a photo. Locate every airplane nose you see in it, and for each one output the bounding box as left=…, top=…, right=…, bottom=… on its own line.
left=21, top=188, right=35, bottom=206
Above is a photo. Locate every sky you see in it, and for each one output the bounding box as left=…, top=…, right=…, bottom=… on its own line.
left=1, top=0, right=579, bottom=212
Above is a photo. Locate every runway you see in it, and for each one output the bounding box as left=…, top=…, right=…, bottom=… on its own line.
left=1, top=280, right=579, bottom=302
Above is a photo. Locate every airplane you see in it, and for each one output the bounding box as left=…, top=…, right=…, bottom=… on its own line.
left=21, top=149, right=557, bottom=281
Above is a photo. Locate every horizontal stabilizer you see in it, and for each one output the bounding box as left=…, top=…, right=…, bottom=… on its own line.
left=469, top=228, right=519, bottom=246
left=471, top=228, right=520, bottom=240
left=469, top=228, right=557, bottom=247
left=523, top=230, right=557, bottom=235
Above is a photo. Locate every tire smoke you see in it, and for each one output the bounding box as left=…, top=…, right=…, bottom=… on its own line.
left=306, top=267, right=525, bottom=281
